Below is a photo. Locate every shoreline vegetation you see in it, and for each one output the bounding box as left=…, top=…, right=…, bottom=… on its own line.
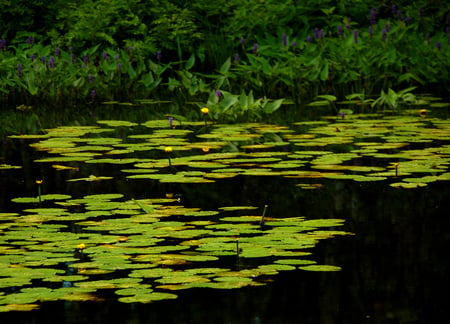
left=0, top=1, right=449, bottom=127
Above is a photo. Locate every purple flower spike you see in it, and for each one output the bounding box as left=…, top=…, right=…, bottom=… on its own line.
left=55, top=48, right=61, bottom=57
left=382, top=29, right=388, bottom=42
left=48, top=56, right=55, bottom=68
left=252, top=43, right=258, bottom=54
left=282, top=33, right=287, bottom=47
left=306, top=35, right=312, bottom=43
left=215, top=90, right=222, bottom=97
left=91, top=90, right=97, bottom=100
left=17, top=64, right=23, bottom=77
left=83, top=54, right=89, bottom=65
left=370, top=8, right=376, bottom=25
left=436, top=41, right=442, bottom=50
left=26, top=37, right=34, bottom=45
left=418, top=7, right=424, bottom=18
left=234, top=53, right=240, bottom=62
left=291, top=41, right=297, bottom=47
left=88, top=74, right=95, bottom=83
left=337, top=25, right=344, bottom=36
left=240, top=38, right=245, bottom=46
left=156, top=50, right=162, bottom=60
left=0, top=39, right=6, bottom=50
left=117, top=63, right=122, bottom=71
left=30, top=54, right=35, bottom=62
left=41, top=56, right=46, bottom=64
left=353, top=30, right=359, bottom=43
left=102, top=52, right=108, bottom=60
left=391, top=5, right=397, bottom=15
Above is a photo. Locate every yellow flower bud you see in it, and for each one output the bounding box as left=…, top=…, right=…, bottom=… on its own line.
left=164, top=146, right=173, bottom=153
left=77, top=243, right=86, bottom=250
left=201, top=107, right=209, bottom=115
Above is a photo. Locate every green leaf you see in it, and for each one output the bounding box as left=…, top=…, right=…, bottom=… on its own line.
left=185, top=54, right=195, bottom=70
left=219, top=57, right=231, bottom=74
left=262, top=99, right=284, bottom=114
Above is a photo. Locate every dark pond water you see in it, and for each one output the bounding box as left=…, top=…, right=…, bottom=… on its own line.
left=1, top=113, right=450, bottom=324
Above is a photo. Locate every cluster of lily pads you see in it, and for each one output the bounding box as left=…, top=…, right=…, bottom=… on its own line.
left=2, top=111, right=450, bottom=312
left=0, top=192, right=349, bottom=312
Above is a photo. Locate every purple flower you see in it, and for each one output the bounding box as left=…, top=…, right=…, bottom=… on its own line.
left=337, top=25, right=344, bottom=36
left=418, top=7, right=424, bottom=18
left=26, top=37, right=34, bottom=45
left=117, top=63, right=122, bottom=71
left=88, top=74, right=95, bottom=83
left=114, top=54, right=119, bottom=61
left=397, top=11, right=403, bottom=21
left=156, top=50, right=162, bottom=60
left=83, top=54, right=89, bottom=65
left=291, top=41, right=297, bottom=47
left=41, top=56, right=46, bottom=64
left=436, top=41, right=442, bottom=50
left=353, top=30, right=359, bottom=43
left=345, top=18, right=352, bottom=30
left=391, top=5, right=397, bottom=15
left=0, top=39, right=6, bottom=50
left=282, top=33, right=287, bottom=47
left=215, top=90, right=222, bottom=97
left=370, top=8, right=376, bottom=25
left=90, top=90, right=97, bottom=100
left=252, top=43, right=258, bottom=54
left=368, top=26, right=373, bottom=37
left=17, top=64, right=23, bottom=77
left=314, top=28, right=324, bottom=39
left=30, top=54, right=35, bottom=62
left=306, top=35, right=312, bottom=43
left=234, top=53, right=240, bottom=62
left=382, top=29, right=388, bottom=41
left=102, top=52, right=108, bottom=60
left=240, top=38, right=245, bottom=46
left=405, top=16, right=411, bottom=24
left=128, top=46, right=133, bottom=51
left=55, top=48, right=61, bottom=57
left=48, top=56, right=55, bottom=68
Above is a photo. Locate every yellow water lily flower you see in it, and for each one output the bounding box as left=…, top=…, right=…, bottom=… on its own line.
left=164, top=146, right=173, bottom=153
left=200, top=107, right=209, bottom=115
left=77, top=243, right=86, bottom=250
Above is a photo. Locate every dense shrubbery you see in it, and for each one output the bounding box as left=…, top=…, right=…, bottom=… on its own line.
left=0, top=0, right=449, bottom=119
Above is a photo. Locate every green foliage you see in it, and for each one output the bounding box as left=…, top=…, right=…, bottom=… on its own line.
left=0, top=0, right=449, bottom=121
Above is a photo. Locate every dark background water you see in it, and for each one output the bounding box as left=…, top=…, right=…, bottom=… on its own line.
left=1, top=133, right=450, bottom=324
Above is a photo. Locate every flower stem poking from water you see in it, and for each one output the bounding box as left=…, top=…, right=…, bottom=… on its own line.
left=201, top=107, right=209, bottom=127
left=260, top=204, right=268, bottom=226
left=36, top=179, right=43, bottom=203
left=165, top=146, right=173, bottom=167
left=393, top=163, right=399, bottom=177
